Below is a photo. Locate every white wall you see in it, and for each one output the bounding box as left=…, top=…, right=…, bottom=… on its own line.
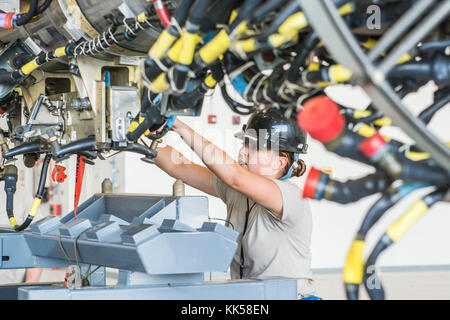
left=118, top=83, right=450, bottom=269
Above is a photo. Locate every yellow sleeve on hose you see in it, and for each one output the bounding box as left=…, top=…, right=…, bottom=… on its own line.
left=234, top=21, right=249, bottom=37
left=167, top=38, right=183, bottom=62
left=9, top=217, right=18, bottom=227
left=308, top=62, right=320, bottom=71
left=329, top=65, right=352, bottom=83
left=178, top=32, right=199, bottom=65
left=338, top=2, right=355, bottom=16
left=386, top=200, right=428, bottom=242
left=204, top=74, right=217, bottom=88
left=268, top=33, right=292, bottom=49
left=21, top=59, right=40, bottom=75
left=149, top=30, right=177, bottom=59
left=137, top=12, right=149, bottom=23
left=29, top=198, right=42, bottom=217
left=357, top=124, right=377, bottom=138
left=229, top=10, right=238, bottom=24
left=353, top=110, right=372, bottom=119
left=373, top=117, right=392, bottom=127
left=233, top=37, right=257, bottom=53
left=343, top=240, right=365, bottom=284
left=55, top=47, right=67, bottom=58
left=198, top=29, right=230, bottom=65
left=278, top=12, right=307, bottom=35
left=151, top=73, right=170, bottom=93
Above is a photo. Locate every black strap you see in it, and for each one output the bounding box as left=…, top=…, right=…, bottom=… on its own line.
left=240, top=198, right=256, bottom=279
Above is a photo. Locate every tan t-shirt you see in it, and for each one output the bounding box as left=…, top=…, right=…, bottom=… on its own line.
left=212, top=174, right=315, bottom=297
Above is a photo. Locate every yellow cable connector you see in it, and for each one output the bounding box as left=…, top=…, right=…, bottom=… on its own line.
left=29, top=198, right=42, bottom=217
left=386, top=200, right=428, bottom=242
left=178, top=31, right=200, bottom=66
left=329, top=64, right=352, bottom=83
left=137, top=12, right=149, bottom=23
left=55, top=46, right=67, bottom=58
left=353, top=110, right=372, bottom=119
left=198, top=29, right=230, bottom=65
left=357, top=124, right=377, bottom=138
left=150, top=73, right=170, bottom=93
left=233, top=37, right=257, bottom=53
left=21, top=59, right=39, bottom=76
left=149, top=30, right=177, bottom=59
left=343, top=240, right=365, bottom=284
left=9, top=217, right=18, bottom=227
left=373, top=117, right=392, bottom=127
left=278, top=12, right=307, bottom=35
left=204, top=74, right=217, bottom=88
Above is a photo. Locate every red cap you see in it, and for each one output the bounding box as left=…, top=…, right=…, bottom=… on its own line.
left=358, top=132, right=387, bottom=157
left=302, top=167, right=323, bottom=199
left=297, top=96, right=345, bottom=143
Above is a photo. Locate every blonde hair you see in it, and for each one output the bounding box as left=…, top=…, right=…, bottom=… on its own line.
left=279, top=151, right=307, bottom=178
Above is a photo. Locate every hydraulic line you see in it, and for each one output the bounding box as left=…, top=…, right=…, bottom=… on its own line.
left=389, top=54, right=450, bottom=87
left=343, top=183, right=429, bottom=300
left=35, top=0, right=53, bottom=15
left=363, top=188, right=448, bottom=300
left=2, top=140, right=46, bottom=159
left=14, top=0, right=38, bottom=27
left=359, top=133, right=450, bottom=186
left=286, top=32, right=320, bottom=84
left=53, top=136, right=96, bottom=159
left=417, top=88, right=450, bottom=125
left=302, top=169, right=390, bottom=204
left=7, top=154, right=52, bottom=231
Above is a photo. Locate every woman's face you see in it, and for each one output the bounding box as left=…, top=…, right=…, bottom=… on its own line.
left=238, top=141, right=287, bottom=177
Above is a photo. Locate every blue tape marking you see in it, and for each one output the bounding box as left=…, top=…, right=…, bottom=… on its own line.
left=315, top=172, right=330, bottom=200
left=231, top=74, right=248, bottom=97
left=166, top=116, right=176, bottom=129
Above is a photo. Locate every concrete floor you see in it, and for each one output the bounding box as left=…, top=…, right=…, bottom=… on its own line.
left=314, top=270, right=450, bottom=300
left=38, top=268, right=450, bottom=300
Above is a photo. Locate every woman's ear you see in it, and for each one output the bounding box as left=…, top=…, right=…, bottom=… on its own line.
left=276, top=154, right=289, bottom=171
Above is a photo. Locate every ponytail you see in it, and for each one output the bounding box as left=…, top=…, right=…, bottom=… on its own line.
left=279, top=151, right=307, bottom=178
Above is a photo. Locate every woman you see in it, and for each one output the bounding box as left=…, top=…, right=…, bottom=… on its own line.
left=151, top=108, right=315, bottom=298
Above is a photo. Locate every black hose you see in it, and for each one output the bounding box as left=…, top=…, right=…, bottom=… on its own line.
left=258, top=0, right=301, bottom=42
left=35, top=0, right=52, bottom=15
left=14, top=154, right=52, bottom=232
left=418, top=88, right=450, bottom=125
left=287, top=33, right=320, bottom=83
left=229, top=0, right=266, bottom=30
left=200, top=0, right=239, bottom=33
left=114, top=143, right=157, bottom=159
left=362, top=234, right=392, bottom=300
left=187, top=0, right=215, bottom=26
left=15, top=0, right=38, bottom=26
left=168, top=0, right=196, bottom=35
left=401, top=159, right=450, bottom=187
left=323, top=172, right=390, bottom=204
left=2, top=140, right=45, bottom=159
left=249, top=0, right=291, bottom=24
left=363, top=188, right=447, bottom=300
left=358, top=191, right=400, bottom=237
left=4, top=165, right=18, bottom=227
left=54, top=136, right=96, bottom=159
left=220, top=84, right=255, bottom=115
